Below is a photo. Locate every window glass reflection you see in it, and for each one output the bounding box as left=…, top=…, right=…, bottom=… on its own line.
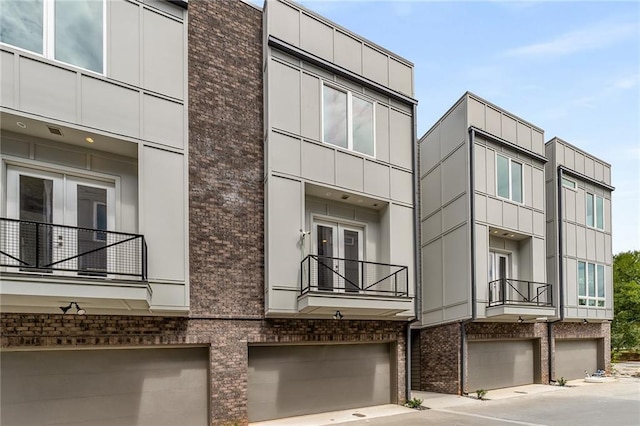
left=352, top=96, right=373, bottom=156
left=323, top=86, right=348, bottom=148
left=55, top=0, right=103, bottom=73
left=497, top=155, right=510, bottom=199
left=0, top=0, right=43, bottom=54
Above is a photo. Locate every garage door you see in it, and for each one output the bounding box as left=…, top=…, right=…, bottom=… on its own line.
left=555, top=339, right=599, bottom=380
left=248, top=343, right=393, bottom=422
left=468, top=340, right=534, bottom=391
left=1, top=347, right=208, bottom=426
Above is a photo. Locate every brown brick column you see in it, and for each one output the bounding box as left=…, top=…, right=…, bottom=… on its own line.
left=419, top=322, right=461, bottom=394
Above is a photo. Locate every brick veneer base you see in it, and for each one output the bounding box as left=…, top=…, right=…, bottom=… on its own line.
left=418, top=320, right=611, bottom=395
left=418, top=322, right=461, bottom=394
left=418, top=321, right=550, bottom=395
left=1, top=314, right=407, bottom=425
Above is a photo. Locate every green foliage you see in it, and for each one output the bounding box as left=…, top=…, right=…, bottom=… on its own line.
left=557, top=377, right=567, bottom=386
left=475, top=389, right=488, bottom=400
left=612, top=251, right=640, bottom=352
left=404, top=397, right=423, bottom=409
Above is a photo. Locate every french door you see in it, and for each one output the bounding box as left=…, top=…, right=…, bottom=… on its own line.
left=489, top=251, right=510, bottom=303
left=314, top=220, right=364, bottom=292
left=5, top=165, right=115, bottom=274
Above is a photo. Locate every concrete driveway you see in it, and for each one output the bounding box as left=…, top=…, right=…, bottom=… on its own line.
left=335, top=377, right=640, bottom=426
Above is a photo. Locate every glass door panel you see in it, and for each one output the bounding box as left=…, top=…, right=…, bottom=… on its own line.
left=6, top=165, right=115, bottom=276
left=19, top=175, right=54, bottom=270
left=314, top=220, right=364, bottom=292
left=316, top=224, right=336, bottom=290
left=65, top=177, right=115, bottom=277
left=342, top=228, right=361, bottom=292
left=77, top=185, right=107, bottom=275
left=6, top=167, right=64, bottom=270
left=489, top=251, right=510, bottom=303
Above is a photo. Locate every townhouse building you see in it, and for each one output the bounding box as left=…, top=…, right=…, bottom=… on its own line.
left=0, top=1, right=614, bottom=423
left=1, top=0, right=418, bottom=424
left=545, top=137, right=613, bottom=381
left=412, top=92, right=613, bottom=395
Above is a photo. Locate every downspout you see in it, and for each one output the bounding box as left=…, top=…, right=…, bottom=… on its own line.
left=548, top=166, right=566, bottom=381
left=406, top=102, right=421, bottom=401
left=556, top=167, right=565, bottom=323
left=461, top=127, right=479, bottom=395
left=469, top=128, right=477, bottom=320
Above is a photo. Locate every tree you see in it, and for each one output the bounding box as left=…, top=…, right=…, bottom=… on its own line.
left=611, top=251, right=640, bottom=353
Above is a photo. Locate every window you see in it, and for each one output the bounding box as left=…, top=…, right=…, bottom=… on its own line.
left=578, top=261, right=605, bottom=307
left=0, top=0, right=104, bottom=73
left=322, top=84, right=375, bottom=156
left=496, top=154, right=523, bottom=203
left=562, top=177, right=576, bottom=189
left=586, top=192, right=604, bottom=230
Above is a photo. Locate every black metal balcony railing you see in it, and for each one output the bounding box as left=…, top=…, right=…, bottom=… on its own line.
left=301, top=255, right=408, bottom=297
left=0, top=218, right=147, bottom=280
left=488, top=278, right=553, bottom=307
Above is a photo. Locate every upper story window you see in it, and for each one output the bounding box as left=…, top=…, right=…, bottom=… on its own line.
left=562, top=177, right=576, bottom=189
left=0, top=0, right=104, bottom=74
left=496, top=154, right=523, bottom=203
left=578, top=261, right=605, bottom=307
left=322, top=84, right=375, bottom=157
left=586, top=192, right=604, bottom=230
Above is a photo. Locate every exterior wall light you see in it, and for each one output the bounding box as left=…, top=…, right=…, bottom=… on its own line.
left=332, top=310, right=343, bottom=320
left=517, top=316, right=524, bottom=323
left=60, top=302, right=86, bottom=315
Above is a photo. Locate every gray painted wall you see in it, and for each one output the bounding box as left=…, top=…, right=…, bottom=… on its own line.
left=545, top=138, right=613, bottom=320
left=264, top=0, right=416, bottom=318
left=266, top=0, right=413, bottom=96
left=1, top=1, right=186, bottom=148
left=0, top=0, right=189, bottom=313
left=419, top=93, right=549, bottom=326
left=473, top=133, right=547, bottom=318
left=420, top=98, right=471, bottom=325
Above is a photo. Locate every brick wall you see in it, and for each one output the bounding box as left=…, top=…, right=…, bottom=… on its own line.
left=188, top=0, right=265, bottom=318
left=418, top=322, right=461, bottom=394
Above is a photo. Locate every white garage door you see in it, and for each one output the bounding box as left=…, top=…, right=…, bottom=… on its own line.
left=555, top=339, right=599, bottom=380
left=248, top=343, right=392, bottom=422
left=468, top=340, right=534, bottom=391
left=1, top=347, right=209, bottom=426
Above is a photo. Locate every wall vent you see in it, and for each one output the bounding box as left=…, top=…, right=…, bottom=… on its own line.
left=47, top=126, right=63, bottom=136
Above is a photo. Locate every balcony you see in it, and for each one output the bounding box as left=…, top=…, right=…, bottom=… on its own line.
left=298, top=255, right=413, bottom=318
left=486, top=278, right=556, bottom=318
left=1, top=218, right=146, bottom=279
left=0, top=218, right=150, bottom=312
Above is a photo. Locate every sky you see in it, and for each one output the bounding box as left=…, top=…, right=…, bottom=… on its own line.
left=250, top=0, right=640, bottom=254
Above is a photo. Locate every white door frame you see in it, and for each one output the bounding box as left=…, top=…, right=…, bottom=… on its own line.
left=5, top=164, right=115, bottom=274
left=312, top=217, right=365, bottom=291
left=489, top=250, right=511, bottom=303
